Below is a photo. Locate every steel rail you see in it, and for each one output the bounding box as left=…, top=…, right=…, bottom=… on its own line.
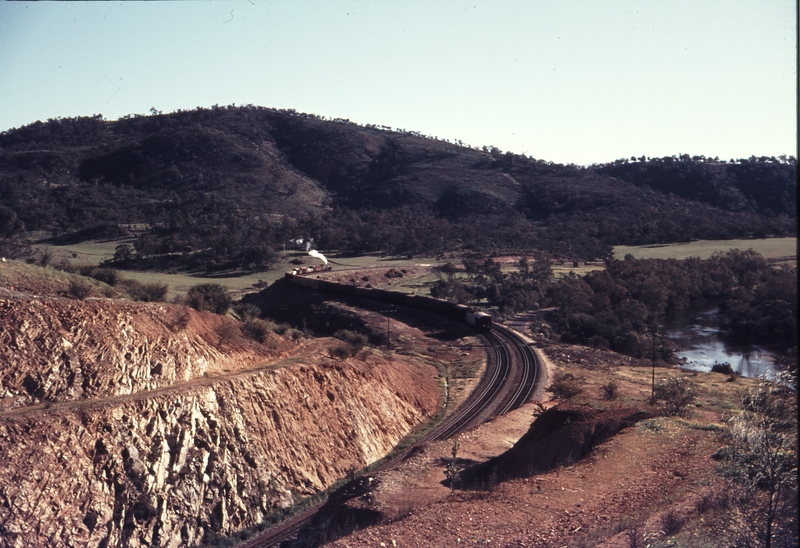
left=240, top=326, right=536, bottom=547
left=426, top=331, right=507, bottom=441
left=237, top=332, right=510, bottom=548
left=494, top=323, right=540, bottom=415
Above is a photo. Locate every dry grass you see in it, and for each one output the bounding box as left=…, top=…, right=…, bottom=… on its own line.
left=614, top=237, right=796, bottom=263
left=33, top=242, right=451, bottom=299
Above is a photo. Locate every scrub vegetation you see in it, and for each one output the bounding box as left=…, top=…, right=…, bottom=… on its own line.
left=0, top=107, right=795, bottom=273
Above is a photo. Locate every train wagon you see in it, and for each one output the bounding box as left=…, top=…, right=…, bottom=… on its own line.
left=285, top=270, right=492, bottom=332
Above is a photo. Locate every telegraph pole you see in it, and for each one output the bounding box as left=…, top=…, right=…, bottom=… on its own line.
left=380, top=308, right=395, bottom=350
left=650, top=321, right=658, bottom=400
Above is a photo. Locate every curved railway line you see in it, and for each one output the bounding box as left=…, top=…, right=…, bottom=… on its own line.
left=239, top=282, right=545, bottom=548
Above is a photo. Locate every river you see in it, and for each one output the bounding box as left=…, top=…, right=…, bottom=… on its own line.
left=665, top=308, right=780, bottom=378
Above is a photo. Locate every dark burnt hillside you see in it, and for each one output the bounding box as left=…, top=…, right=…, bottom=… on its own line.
left=0, top=106, right=795, bottom=270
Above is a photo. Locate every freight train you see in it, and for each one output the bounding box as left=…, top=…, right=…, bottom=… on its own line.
left=285, top=268, right=492, bottom=331
left=288, top=264, right=333, bottom=276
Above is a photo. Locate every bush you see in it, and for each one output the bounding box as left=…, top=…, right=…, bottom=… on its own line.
left=214, top=322, right=240, bottom=343
left=38, top=248, right=53, bottom=267
left=172, top=307, right=191, bottom=331
left=651, top=377, right=696, bottom=416
left=334, top=329, right=367, bottom=354
left=187, top=283, right=231, bottom=314
left=329, top=344, right=351, bottom=360
left=86, top=267, right=119, bottom=286
left=120, top=279, right=168, bottom=302
left=242, top=320, right=270, bottom=343
left=716, top=372, right=798, bottom=547
left=546, top=372, right=584, bottom=400
left=711, top=361, right=734, bottom=375
left=232, top=302, right=261, bottom=321
left=68, top=279, right=92, bottom=300
left=601, top=380, right=618, bottom=401
left=661, top=508, right=685, bottom=536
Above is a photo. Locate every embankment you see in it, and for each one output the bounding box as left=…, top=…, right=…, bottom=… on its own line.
left=0, top=293, right=440, bottom=547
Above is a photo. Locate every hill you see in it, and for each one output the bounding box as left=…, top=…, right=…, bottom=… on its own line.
left=0, top=106, right=795, bottom=271
left=0, top=259, right=449, bottom=547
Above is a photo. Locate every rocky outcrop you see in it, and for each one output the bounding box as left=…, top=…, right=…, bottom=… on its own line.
left=0, top=295, right=275, bottom=409
left=0, top=295, right=441, bottom=547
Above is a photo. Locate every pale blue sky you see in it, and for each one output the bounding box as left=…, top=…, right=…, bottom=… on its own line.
left=0, top=1, right=795, bottom=165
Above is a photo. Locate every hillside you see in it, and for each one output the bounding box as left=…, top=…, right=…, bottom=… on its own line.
left=0, top=260, right=454, bottom=547
left=284, top=343, right=796, bottom=548
left=0, top=106, right=795, bottom=270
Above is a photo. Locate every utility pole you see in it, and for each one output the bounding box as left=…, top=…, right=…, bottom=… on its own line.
left=650, top=321, right=658, bottom=400
left=380, top=308, right=395, bottom=351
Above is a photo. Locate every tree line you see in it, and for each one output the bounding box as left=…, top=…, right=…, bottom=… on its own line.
left=0, top=107, right=795, bottom=272
left=431, top=250, right=797, bottom=360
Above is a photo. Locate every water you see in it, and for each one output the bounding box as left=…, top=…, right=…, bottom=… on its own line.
left=665, top=309, right=779, bottom=378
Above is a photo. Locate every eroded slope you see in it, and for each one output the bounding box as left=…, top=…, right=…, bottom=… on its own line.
left=0, top=290, right=442, bottom=547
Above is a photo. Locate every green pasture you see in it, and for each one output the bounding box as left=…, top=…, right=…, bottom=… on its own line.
left=43, top=239, right=136, bottom=265
left=613, top=237, right=796, bottom=263
left=35, top=240, right=449, bottom=299
left=35, top=236, right=795, bottom=301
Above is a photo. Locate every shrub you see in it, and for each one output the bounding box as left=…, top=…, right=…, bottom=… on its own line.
left=173, top=307, right=191, bottom=331
left=120, top=279, right=168, bottom=302
left=661, top=508, right=685, bottom=536
left=242, top=320, right=270, bottom=343
left=187, top=283, right=231, bottom=314
left=651, top=377, right=696, bottom=416
left=214, top=322, right=240, bottom=343
left=329, top=344, right=351, bottom=360
left=38, top=248, right=53, bottom=267
left=55, top=258, right=76, bottom=273
left=68, top=279, right=92, bottom=300
left=711, top=361, right=734, bottom=375
left=334, top=329, right=367, bottom=354
left=601, top=380, right=619, bottom=400
left=232, top=302, right=261, bottom=321
left=716, top=372, right=798, bottom=547
left=87, top=267, right=119, bottom=286
left=546, top=372, right=584, bottom=400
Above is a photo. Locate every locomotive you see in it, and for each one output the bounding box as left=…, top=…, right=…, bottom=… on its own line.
left=285, top=269, right=492, bottom=331
left=288, top=264, right=332, bottom=276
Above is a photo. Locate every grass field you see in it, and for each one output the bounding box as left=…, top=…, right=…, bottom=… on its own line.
left=35, top=241, right=450, bottom=299
left=35, top=236, right=795, bottom=300
left=613, top=237, right=796, bottom=263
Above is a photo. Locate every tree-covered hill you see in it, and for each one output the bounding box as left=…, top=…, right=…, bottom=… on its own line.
left=0, top=106, right=795, bottom=271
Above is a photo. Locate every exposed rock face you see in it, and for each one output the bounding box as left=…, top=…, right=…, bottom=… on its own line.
left=0, top=295, right=269, bottom=408
left=0, top=294, right=440, bottom=547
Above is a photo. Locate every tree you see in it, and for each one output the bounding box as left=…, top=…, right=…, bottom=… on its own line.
left=0, top=205, right=28, bottom=258
left=113, top=243, right=135, bottom=262
left=444, top=437, right=461, bottom=493
left=187, top=283, right=231, bottom=314
left=717, top=372, right=798, bottom=547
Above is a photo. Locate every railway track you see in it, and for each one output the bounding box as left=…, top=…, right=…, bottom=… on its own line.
left=240, top=321, right=542, bottom=548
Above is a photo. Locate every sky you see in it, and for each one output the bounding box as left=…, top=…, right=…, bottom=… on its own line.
left=0, top=1, right=796, bottom=165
